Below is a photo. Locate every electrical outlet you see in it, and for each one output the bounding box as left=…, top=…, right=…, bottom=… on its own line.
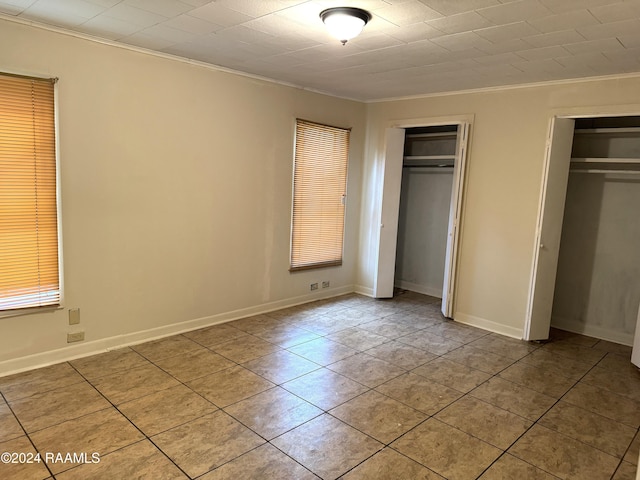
left=67, top=331, right=85, bottom=343
left=310, top=283, right=319, bottom=291
left=69, top=308, right=80, bottom=325
left=322, top=281, right=330, bottom=288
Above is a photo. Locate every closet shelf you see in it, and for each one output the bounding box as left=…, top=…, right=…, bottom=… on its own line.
left=403, top=155, right=455, bottom=168
left=405, top=132, right=457, bottom=139
left=571, top=157, right=640, bottom=164
left=570, top=156, right=640, bottom=174
left=403, top=165, right=454, bottom=169
left=574, top=127, right=640, bottom=134
left=404, top=155, right=456, bottom=161
left=570, top=169, right=640, bottom=175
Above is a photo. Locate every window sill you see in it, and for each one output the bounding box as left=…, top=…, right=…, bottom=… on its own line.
left=290, top=261, right=342, bottom=272
left=0, top=304, right=63, bottom=320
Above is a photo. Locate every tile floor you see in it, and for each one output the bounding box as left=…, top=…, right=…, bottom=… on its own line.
left=1, top=291, right=639, bottom=479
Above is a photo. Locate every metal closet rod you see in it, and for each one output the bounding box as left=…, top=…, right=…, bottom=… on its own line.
left=402, top=165, right=454, bottom=169
left=570, top=169, right=640, bottom=174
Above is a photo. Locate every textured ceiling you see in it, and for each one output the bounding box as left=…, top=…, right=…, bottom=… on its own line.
left=3, top=0, right=640, bottom=101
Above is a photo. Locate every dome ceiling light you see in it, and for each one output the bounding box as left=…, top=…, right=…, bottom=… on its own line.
left=319, top=7, right=372, bottom=45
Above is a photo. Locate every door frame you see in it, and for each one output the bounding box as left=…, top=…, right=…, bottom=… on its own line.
left=525, top=107, right=640, bottom=341
left=373, top=114, right=474, bottom=320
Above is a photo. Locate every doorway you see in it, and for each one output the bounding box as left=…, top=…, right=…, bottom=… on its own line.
left=374, top=122, right=470, bottom=319
left=526, top=115, right=640, bottom=353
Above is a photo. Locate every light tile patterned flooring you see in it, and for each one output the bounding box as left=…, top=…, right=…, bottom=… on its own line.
left=1, top=291, right=639, bottom=479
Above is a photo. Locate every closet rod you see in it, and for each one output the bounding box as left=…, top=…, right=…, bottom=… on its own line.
left=403, top=165, right=454, bottom=169
left=403, top=155, right=456, bottom=161
left=405, top=132, right=457, bottom=139
left=571, top=157, right=640, bottom=164
left=570, top=169, right=640, bottom=175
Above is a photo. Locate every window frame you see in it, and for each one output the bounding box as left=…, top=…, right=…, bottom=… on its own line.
left=289, top=118, right=351, bottom=272
left=0, top=72, right=63, bottom=318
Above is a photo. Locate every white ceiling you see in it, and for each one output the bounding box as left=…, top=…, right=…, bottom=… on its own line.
left=3, top=0, right=640, bottom=101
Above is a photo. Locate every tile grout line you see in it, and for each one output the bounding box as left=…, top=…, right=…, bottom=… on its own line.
left=474, top=347, right=629, bottom=480
left=370, top=334, right=615, bottom=479
left=209, top=322, right=636, bottom=479
left=0, top=390, right=57, bottom=479
left=215, top=303, right=440, bottom=478
left=70, top=338, right=328, bottom=478
left=63, top=361, right=194, bottom=480
left=444, top=348, right=550, bottom=478
left=4, top=294, right=637, bottom=479
left=70, top=345, right=299, bottom=479
left=379, top=348, right=537, bottom=479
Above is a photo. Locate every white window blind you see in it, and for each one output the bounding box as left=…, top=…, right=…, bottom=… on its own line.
left=290, top=119, right=350, bottom=271
left=0, top=73, right=60, bottom=312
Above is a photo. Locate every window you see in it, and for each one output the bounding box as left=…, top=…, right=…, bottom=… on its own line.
left=290, top=119, right=350, bottom=271
left=0, top=73, right=60, bottom=312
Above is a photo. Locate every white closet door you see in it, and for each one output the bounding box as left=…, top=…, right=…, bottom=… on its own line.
left=525, top=117, right=575, bottom=340
left=441, top=123, right=469, bottom=318
left=373, top=127, right=405, bottom=298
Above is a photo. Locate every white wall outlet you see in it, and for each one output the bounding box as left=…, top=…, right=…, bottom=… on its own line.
left=69, top=308, right=80, bottom=325
left=322, top=281, right=330, bottom=288
left=67, top=331, right=85, bottom=343
left=310, top=283, right=319, bottom=291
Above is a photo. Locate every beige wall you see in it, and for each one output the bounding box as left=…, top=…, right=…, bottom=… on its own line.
left=359, top=78, right=640, bottom=338
left=0, top=20, right=366, bottom=372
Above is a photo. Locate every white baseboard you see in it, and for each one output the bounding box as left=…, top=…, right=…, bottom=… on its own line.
left=0, top=285, right=356, bottom=377
left=455, top=312, right=524, bottom=340
left=551, top=317, right=634, bottom=346
left=354, top=285, right=374, bottom=297
left=395, top=280, right=442, bottom=299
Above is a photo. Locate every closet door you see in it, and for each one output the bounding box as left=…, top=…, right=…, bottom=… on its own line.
left=374, top=127, right=405, bottom=298
left=441, top=123, right=469, bottom=318
left=525, top=117, right=575, bottom=340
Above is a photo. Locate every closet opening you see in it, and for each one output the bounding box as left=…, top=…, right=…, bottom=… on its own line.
left=527, top=115, right=640, bottom=352
left=374, top=122, right=469, bottom=319
left=553, top=116, right=640, bottom=346
left=395, top=125, right=457, bottom=301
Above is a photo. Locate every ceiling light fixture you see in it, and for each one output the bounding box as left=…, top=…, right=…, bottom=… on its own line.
left=320, top=7, right=372, bottom=45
